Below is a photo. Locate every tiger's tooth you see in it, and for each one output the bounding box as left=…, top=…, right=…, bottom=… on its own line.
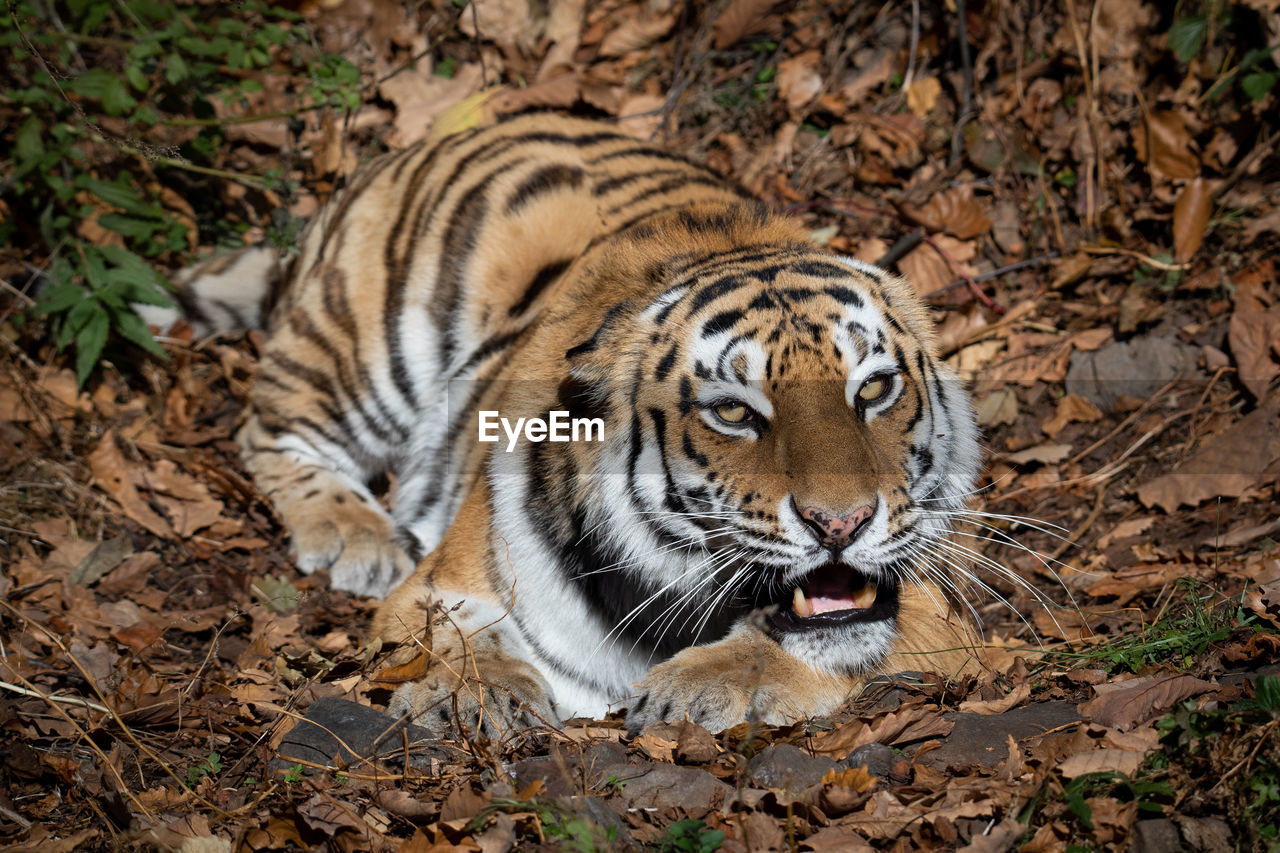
left=853, top=581, right=877, bottom=610
left=792, top=587, right=812, bottom=618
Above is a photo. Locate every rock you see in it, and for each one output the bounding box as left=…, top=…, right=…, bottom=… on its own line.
left=508, top=740, right=632, bottom=798
left=1065, top=336, right=1200, bottom=412
left=747, top=744, right=837, bottom=792
left=616, top=764, right=732, bottom=817
left=917, top=701, right=1081, bottom=771
left=1129, top=818, right=1185, bottom=853
left=841, top=743, right=895, bottom=779
left=272, top=697, right=464, bottom=776
left=557, top=796, right=636, bottom=848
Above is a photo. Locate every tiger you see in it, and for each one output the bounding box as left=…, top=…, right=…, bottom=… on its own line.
left=161, top=112, right=984, bottom=736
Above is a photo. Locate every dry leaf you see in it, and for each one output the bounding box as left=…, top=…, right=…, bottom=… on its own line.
left=973, top=389, right=1019, bottom=426
left=711, top=0, right=782, bottom=50
left=598, top=6, right=676, bottom=57
left=1042, top=393, right=1103, bottom=436
left=380, top=64, right=486, bottom=149
left=1173, top=177, right=1216, bottom=263
left=1136, top=397, right=1280, bottom=511
left=958, top=681, right=1031, bottom=715
left=89, top=432, right=174, bottom=538
left=1229, top=309, right=1280, bottom=400
left=1134, top=110, right=1198, bottom=180
left=777, top=51, right=823, bottom=111
left=906, top=77, right=941, bottom=118
left=1002, top=443, right=1072, bottom=465
left=902, top=186, right=993, bottom=240
left=1078, top=674, right=1216, bottom=730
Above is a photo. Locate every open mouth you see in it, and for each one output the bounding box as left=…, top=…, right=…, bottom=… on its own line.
left=769, top=562, right=898, bottom=632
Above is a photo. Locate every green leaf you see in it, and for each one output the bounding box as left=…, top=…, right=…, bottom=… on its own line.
left=1168, top=16, right=1207, bottom=63
left=109, top=306, right=167, bottom=357
left=75, top=310, right=110, bottom=386
left=14, top=118, right=43, bottom=169
left=125, top=63, right=148, bottom=92
left=101, top=76, right=137, bottom=116
left=82, top=178, right=160, bottom=216
left=165, top=53, right=189, bottom=85
left=58, top=297, right=97, bottom=350
left=1241, top=71, right=1278, bottom=102
left=98, top=213, right=161, bottom=240
left=34, top=281, right=88, bottom=316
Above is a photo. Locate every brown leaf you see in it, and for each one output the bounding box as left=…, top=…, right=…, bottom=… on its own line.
left=958, top=681, right=1031, bottom=715
left=1002, top=443, right=1073, bottom=466
left=1136, top=397, right=1280, bottom=511
left=711, top=0, right=782, bottom=50
left=297, top=793, right=372, bottom=838
left=1042, top=393, right=1103, bottom=437
left=1057, top=747, right=1146, bottom=780
left=1173, top=177, right=1216, bottom=263
left=598, top=6, right=676, bottom=57
left=905, top=77, right=941, bottom=118
left=1134, top=110, right=1198, bottom=180
left=1229, top=309, right=1280, bottom=400
left=89, top=432, right=174, bottom=538
left=379, top=64, right=486, bottom=149
left=1078, top=674, right=1216, bottom=730
left=902, top=186, right=992, bottom=240
left=777, top=51, right=823, bottom=111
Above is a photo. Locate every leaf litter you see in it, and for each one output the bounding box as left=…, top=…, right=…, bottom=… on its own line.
left=2, top=0, right=1280, bottom=849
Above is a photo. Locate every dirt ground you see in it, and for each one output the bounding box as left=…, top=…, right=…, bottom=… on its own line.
left=2, top=0, right=1280, bottom=850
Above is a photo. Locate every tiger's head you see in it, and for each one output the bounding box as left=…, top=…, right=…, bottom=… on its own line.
left=538, top=207, right=981, bottom=677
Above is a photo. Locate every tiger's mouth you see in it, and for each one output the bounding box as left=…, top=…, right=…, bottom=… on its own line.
left=769, top=562, right=898, bottom=632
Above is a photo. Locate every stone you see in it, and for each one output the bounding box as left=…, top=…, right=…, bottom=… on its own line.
left=747, top=743, right=837, bottom=792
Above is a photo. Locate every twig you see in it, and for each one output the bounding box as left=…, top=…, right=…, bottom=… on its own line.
left=923, top=251, right=1061, bottom=299
left=903, top=0, right=921, bottom=92
left=949, top=0, right=974, bottom=166
left=1066, top=376, right=1180, bottom=466
left=1047, top=483, right=1107, bottom=562
left=920, top=233, right=1005, bottom=312
left=873, top=229, right=924, bottom=268
left=1078, top=245, right=1188, bottom=271
left=0, top=600, right=233, bottom=820
left=0, top=679, right=111, bottom=713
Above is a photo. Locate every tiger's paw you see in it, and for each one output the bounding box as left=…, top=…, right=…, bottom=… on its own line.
left=289, top=503, right=413, bottom=598
left=625, top=652, right=772, bottom=735
left=387, top=669, right=559, bottom=741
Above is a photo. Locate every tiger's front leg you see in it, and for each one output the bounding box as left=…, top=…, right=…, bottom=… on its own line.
left=376, top=571, right=560, bottom=740
left=239, top=413, right=413, bottom=598
left=625, top=625, right=857, bottom=735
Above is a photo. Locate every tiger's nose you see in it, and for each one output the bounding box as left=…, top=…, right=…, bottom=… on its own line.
left=796, top=502, right=875, bottom=549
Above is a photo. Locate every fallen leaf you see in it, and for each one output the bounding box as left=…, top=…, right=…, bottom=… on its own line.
left=1078, top=673, right=1216, bottom=730
left=1136, top=397, right=1280, bottom=511
left=89, top=432, right=174, bottom=538
left=906, top=77, right=941, bottom=118
left=777, top=51, right=823, bottom=110
left=380, top=64, right=486, bottom=149
left=1042, top=393, right=1103, bottom=436
left=598, top=5, right=676, bottom=57
left=901, top=186, right=992, bottom=240
left=1173, top=177, right=1216, bottom=263
left=1003, top=443, right=1073, bottom=465
left=1229, top=309, right=1280, bottom=401
left=1057, top=747, right=1145, bottom=779
left=1134, top=110, right=1198, bottom=180
left=711, top=0, right=783, bottom=50
left=959, top=681, right=1031, bottom=715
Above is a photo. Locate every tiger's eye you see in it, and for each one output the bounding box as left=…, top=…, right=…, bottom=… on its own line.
left=858, top=375, right=890, bottom=402
left=713, top=402, right=749, bottom=423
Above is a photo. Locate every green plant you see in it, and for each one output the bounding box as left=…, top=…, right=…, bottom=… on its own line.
left=3, top=0, right=360, bottom=385
left=282, top=763, right=305, bottom=783
left=656, top=818, right=724, bottom=853
left=186, top=751, right=223, bottom=786
left=466, top=797, right=616, bottom=853
left=1050, top=579, right=1255, bottom=673
left=1155, top=675, right=1280, bottom=849
left=1166, top=2, right=1280, bottom=102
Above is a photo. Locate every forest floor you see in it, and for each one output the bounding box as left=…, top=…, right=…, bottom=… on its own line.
left=2, top=0, right=1280, bottom=850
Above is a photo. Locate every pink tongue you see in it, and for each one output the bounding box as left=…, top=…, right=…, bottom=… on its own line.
left=810, top=594, right=858, bottom=615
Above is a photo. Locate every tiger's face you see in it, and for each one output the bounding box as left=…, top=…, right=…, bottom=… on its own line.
left=576, top=249, right=980, bottom=675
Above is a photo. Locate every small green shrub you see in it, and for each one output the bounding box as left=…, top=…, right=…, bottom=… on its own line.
left=3, top=0, right=361, bottom=384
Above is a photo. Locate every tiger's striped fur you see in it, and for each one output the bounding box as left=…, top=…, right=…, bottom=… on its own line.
left=176, top=114, right=983, bottom=734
